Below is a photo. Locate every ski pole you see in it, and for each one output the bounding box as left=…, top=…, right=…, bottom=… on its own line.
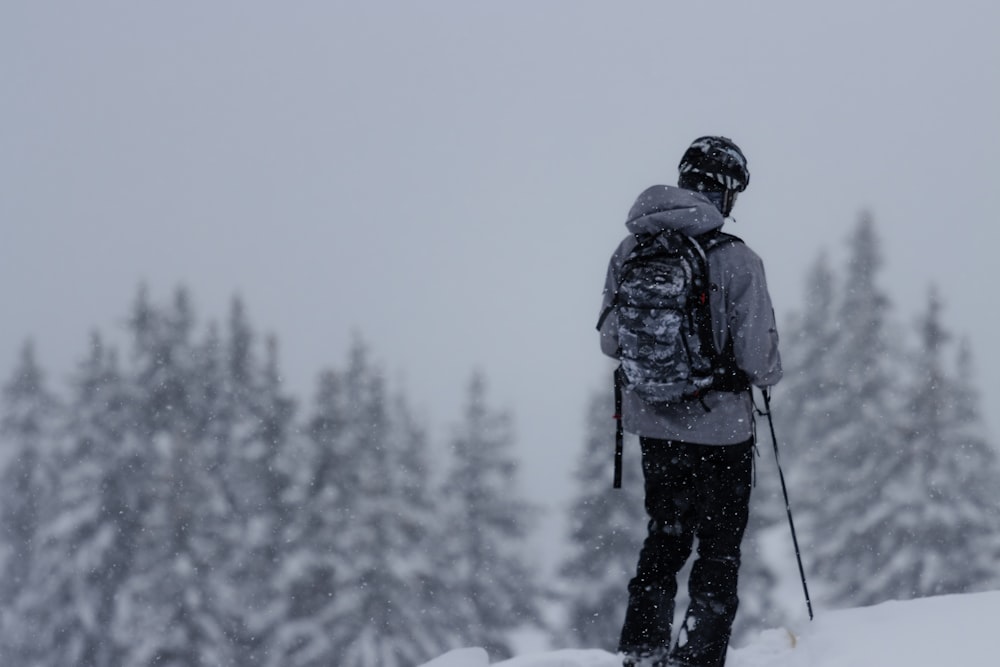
left=762, top=389, right=814, bottom=621
left=613, top=367, right=624, bottom=489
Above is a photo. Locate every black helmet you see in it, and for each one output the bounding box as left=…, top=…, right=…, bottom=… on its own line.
left=677, top=136, right=750, bottom=193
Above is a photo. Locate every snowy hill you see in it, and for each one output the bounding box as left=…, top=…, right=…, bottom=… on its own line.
left=420, top=590, right=999, bottom=666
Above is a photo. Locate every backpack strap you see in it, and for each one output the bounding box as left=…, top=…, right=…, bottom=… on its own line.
left=698, top=229, right=744, bottom=251
left=694, top=230, right=750, bottom=394
left=612, top=366, right=625, bottom=489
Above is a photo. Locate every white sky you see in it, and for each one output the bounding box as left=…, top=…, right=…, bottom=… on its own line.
left=3, top=2, right=998, bottom=564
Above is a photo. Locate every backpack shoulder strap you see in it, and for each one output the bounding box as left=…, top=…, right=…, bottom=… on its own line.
left=694, top=230, right=750, bottom=393
left=626, top=230, right=666, bottom=258
left=698, top=229, right=744, bottom=253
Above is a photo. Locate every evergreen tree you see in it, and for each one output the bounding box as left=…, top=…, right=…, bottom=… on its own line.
left=438, top=371, right=544, bottom=660
left=269, top=367, right=349, bottom=666
left=277, top=340, right=452, bottom=667
left=113, top=288, right=242, bottom=666
left=778, top=251, right=843, bottom=472
left=9, top=334, right=140, bottom=667
left=559, top=388, right=644, bottom=650
left=879, top=288, right=1000, bottom=597
left=217, top=300, right=297, bottom=665
left=793, top=214, right=905, bottom=608
left=330, top=342, right=451, bottom=667
left=0, top=287, right=557, bottom=665
left=739, top=251, right=843, bottom=632
left=382, top=391, right=458, bottom=659
left=950, top=339, right=1000, bottom=579
left=0, top=341, right=60, bottom=663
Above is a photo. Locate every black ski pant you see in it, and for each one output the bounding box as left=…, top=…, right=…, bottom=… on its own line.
left=619, top=437, right=753, bottom=667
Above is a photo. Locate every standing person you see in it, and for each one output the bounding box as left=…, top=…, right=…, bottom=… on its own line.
left=596, top=136, right=782, bottom=667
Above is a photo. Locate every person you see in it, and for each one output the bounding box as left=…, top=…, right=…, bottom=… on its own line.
left=597, top=136, right=782, bottom=667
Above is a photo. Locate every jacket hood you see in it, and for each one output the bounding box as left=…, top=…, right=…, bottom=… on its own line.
left=625, top=185, right=725, bottom=237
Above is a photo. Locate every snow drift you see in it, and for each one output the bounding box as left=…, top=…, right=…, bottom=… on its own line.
left=420, top=590, right=999, bottom=666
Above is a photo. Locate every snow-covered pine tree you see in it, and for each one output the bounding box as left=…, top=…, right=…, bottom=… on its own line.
left=740, top=251, right=843, bottom=631
left=438, top=371, right=544, bottom=660
left=215, top=299, right=297, bottom=665
left=3, top=334, right=141, bottom=667
left=879, top=288, right=1000, bottom=598
left=558, top=387, right=644, bottom=650
left=777, top=251, right=842, bottom=474
left=798, top=213, right=906, bottom=608
left=268, top=367, right=349, bottom=666
left=384, top=390, right=460, bottom=659
left=280, top=339, right=450, bottom=667
left=0, top=341, right=60, bottom=663
left=950, top=339, right=1000, bottom=584
left=113, top=288, right=243, bottom=666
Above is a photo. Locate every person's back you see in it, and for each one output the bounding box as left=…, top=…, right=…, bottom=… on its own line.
left=597, top=136, right=781, bottom=667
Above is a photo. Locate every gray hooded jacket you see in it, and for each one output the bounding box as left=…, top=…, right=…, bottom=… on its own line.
left=598, top=185, right=782, bottom=444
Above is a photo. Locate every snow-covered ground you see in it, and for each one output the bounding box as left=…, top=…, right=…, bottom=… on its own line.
left=420, top=590, right=999, bottom=666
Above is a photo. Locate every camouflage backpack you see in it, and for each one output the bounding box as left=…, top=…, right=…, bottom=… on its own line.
left=598, top=229, right=747, bottom=406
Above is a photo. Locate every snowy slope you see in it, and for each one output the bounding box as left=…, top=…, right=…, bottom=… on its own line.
left=420, top=590, right=999, bottom=666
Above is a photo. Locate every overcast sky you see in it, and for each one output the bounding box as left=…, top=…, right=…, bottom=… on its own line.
left=3, top=2, right=998, bottom=563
